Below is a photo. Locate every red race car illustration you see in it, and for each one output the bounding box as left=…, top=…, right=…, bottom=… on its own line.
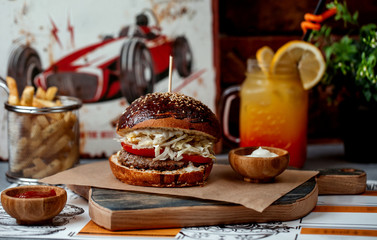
left=7, top=9, right=193, bottom=103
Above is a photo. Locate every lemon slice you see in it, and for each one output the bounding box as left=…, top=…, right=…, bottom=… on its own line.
left=256, top=46, right=274, bottom=73
left=270, top=40, right=325, bottom=90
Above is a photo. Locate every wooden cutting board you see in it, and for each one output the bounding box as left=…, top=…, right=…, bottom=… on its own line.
left=69, top=168, right=366, bottom=231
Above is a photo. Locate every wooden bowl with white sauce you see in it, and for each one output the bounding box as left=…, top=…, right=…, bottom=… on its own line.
left=228, top=146, right=289, bottom=183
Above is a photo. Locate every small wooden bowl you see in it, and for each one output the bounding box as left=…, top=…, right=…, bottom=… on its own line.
left=1, top=185, right=67, bottom=225
left=229, top=146, right=289, bottom=183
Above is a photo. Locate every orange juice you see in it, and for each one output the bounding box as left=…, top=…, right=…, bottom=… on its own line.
left=239, top=63, right=308, bottom=168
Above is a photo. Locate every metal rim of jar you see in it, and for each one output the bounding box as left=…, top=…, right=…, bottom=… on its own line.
left=4, top=96, right=82, bottom=114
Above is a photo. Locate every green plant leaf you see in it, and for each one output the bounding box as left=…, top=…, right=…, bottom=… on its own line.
left=311, top=1, right=377, bottom=104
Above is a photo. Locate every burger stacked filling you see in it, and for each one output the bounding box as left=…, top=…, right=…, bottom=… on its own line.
left=117, top=128, right=216, bottom=172
left=122, top=129, right=215, bottom=161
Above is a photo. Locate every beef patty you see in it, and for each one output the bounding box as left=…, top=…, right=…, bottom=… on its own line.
left=118, top=149, right=189, bottom=171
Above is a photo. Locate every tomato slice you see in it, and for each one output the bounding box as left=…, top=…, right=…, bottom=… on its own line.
left=121, top=142, right=156, bottom=157
left=121, top=142, right=212, bottom=163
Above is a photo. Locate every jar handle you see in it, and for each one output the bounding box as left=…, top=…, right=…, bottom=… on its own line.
left=219, top=85, right=241, bottom=144
left=0, top=76, right=9, bottom=95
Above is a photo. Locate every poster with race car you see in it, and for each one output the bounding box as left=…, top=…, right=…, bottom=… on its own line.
left=0, top=0, right=218, bottom=159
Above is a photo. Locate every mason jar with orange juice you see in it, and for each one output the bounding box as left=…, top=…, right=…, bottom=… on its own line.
left=222, top=41, right=325, bottom=168
left=239, top=59, right=308, bottom=168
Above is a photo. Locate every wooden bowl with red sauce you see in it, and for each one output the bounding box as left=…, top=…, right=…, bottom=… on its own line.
left=1, top=185, right=67, bottom=225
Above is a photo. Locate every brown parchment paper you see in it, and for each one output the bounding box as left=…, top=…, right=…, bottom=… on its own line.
left=41, top=161, right=318, bottom=212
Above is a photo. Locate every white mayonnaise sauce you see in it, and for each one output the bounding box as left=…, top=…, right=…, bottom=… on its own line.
left=246, top=147, right=278, bottom=157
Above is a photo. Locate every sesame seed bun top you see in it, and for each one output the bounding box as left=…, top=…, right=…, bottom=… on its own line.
left=116, top=92, right=221, bottom=141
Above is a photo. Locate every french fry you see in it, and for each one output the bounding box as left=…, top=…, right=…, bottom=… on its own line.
left=8, top=95, right=19, bottom=105
left=46, top=112, right=64, bottom=121
left=23, top=166, right=39, bottom=178
left=32, top=97, right=58, bottom=108
left=45, top=86, right=58, bottom=101
left=32, top=145, right=48, bottom=159
left=22, top=158, right=47, bottom=177
left=61, top=144, right=79, bottom=170
left=55, top=99, right=62, bottom=106
left=6, top=76, right=20, bottom=105
left=41, top=118, right=65, bottom=141
left=64, top=111, right=77, bottom=128
left=45, top=127, right=65, bottom=148
left=35, top=115, right=50, bottom=128
left=35, top=87, right=46, bottom=100
left=32, top=159, right=61, bottom=179
left=32, top=123, right=65, bottom=158
left=33, top=157, right=46, bottom=169
left=29, top=137, right=43, bottom=150
left=46, top=134, right=70, bottom=157
left=20, top=86, right=35, bottom=106
left=30, top=123, right=42, bottom=139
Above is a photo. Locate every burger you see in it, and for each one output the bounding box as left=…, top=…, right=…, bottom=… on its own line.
left=109, top=92, right=221, bottom=187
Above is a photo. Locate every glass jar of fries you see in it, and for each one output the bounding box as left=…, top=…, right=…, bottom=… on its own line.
left=3, top=79, right=82, bottom=183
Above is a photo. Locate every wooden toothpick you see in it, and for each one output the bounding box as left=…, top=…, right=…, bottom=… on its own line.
left=168, top=55, right=173, bottom=92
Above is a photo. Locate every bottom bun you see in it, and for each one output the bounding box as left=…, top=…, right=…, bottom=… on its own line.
left=109, top=154, right=213, bottom=187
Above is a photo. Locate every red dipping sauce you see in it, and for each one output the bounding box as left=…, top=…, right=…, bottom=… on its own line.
left=14, top=189, right=57, bottom=198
